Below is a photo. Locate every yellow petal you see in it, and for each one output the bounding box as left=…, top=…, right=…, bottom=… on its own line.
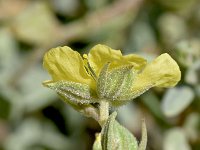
left=43, top=46, right=95, bottom=88
left=123, top=54, right=147, bottom=70
left=88, top=44, right=122, bottom=75
left=131, top=53, right=181, bottom=94
left=88, top=44, right=147, bottom=75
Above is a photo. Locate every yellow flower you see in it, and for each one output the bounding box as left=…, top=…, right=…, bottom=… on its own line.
left=43, top=44, right=181, bottom=104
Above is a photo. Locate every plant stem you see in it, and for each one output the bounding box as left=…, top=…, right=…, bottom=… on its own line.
left=99, top=100, right=109, bottom=127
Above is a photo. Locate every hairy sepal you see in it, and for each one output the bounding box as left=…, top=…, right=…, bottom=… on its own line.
left=97, top=64, right=138, bottom=106
left=43, top=80, right=98, bottom=104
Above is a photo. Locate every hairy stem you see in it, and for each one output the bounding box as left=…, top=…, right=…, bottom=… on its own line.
left=99, top=100, right=109, bottom=127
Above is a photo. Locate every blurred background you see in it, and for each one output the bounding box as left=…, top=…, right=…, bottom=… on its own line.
left=0, top=0, right=200, bottom=150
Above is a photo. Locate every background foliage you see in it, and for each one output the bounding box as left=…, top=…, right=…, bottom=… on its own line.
left=0, top=0, right=200, bottom=150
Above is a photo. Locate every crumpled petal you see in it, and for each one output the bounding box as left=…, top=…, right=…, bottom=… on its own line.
left=123, top=54, right=147, bottom=70
left=43, top=46, right=95, bottom=88
left=88, top=44, right=147, bottom=75
left=131, top=53, right=181, bottom=95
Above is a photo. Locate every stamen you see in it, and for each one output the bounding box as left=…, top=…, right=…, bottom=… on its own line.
left=83, top=54, right=97, bottom=80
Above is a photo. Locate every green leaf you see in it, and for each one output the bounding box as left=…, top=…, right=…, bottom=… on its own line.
left=141, top=91, right=165, bottom=121
left=101, top=112, right=138, bottom=150
left=43, top=80, right=98, bottom=104
left=0, top=28, right=19, bottom=83
left=195, top=85, right=200, bottom=98
left=183, top=113, right=200, bottom=141
left=175, top=39, right=200, bottom=67
left=163, top=128, right=191, bottom=150
left=13, top=1, right=59, bottom=45
left=0, top=96, right=10, bottom=119
left=185, top=60, right=200, bottom=85
left=161, top=86, right=194, bottom=117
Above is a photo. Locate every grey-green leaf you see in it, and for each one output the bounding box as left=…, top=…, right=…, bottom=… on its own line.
left=101, top=112, right=138, bottom=150
left=43, top=80, right=98, bottom=104
left=185, top=60, right=200, bottom=85
left=161, top=86, right=194, bottom=117
left=163, top=128, right=191, bottom=150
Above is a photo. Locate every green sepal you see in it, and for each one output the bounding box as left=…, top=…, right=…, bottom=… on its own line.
left=58, top=94, right=99, bottom=121
left=97, top=64, right=136, bottom=102
left=101, top=112, right=138, bottom=150
left=43, top=80, right=98, bottom=104
left=97, top=63, right=110, bottom=99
